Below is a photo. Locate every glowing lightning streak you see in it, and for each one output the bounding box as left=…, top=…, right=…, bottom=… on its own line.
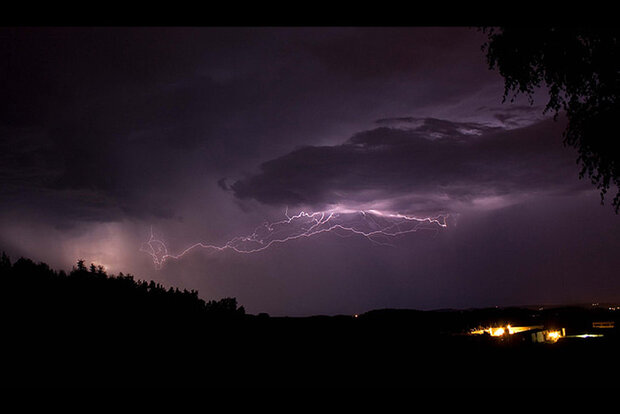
left=141, top=209, right=448, bottom=269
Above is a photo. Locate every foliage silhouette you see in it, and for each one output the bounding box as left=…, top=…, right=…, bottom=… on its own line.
left=481, top=27, right=620, bottom=212
left=1, top=254, right=245, bottom=341
left=1, top=252, right=251, bottom=386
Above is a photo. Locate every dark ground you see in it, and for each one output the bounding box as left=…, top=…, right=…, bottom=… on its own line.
left=5, top=307, right=620, bottom=388
left=2, top=255, right=619, bottom=387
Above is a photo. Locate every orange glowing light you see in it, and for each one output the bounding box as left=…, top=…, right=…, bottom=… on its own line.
left=470, top=325, right=545, bottom=337
left=470, top=324, right=565, bottom=343
left=490, top=327, right=505, bottom=336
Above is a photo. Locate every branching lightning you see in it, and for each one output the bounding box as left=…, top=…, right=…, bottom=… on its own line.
left=141, top=208, right=448, bottom=269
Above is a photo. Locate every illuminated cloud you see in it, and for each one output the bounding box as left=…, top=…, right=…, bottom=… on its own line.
left=231, top=116, right=587, bottom=214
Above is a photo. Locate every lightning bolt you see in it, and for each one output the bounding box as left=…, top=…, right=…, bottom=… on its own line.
left=141, top=208, right=448, bottom=269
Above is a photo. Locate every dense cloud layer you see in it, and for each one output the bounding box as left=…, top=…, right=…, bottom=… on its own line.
left=231, top=116, right=587, bottom=214
left=0, top=27, right=507, bottom=226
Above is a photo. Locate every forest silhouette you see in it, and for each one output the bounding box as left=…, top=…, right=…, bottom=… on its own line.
left=2, top=253, right=245, bottom=324
left=0, top=252, right=250, bottom=386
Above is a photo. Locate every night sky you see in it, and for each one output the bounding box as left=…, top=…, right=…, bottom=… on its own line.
left=2, top=27, right=619, bottom=316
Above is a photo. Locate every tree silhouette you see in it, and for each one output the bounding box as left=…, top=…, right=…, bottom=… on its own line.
left=76, top=259, right=86, bottom=272
left=481, top=27, right=619, bottom=212
left=0, top=254, right=246, bottom=332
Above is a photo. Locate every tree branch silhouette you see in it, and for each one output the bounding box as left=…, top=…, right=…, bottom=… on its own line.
left=481, top=27, right=619, bottom=213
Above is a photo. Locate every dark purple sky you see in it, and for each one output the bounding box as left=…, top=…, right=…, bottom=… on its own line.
left=1, top=27, right=619, bottom=316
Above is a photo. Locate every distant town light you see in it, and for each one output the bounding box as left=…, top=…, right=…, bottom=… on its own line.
left=546, top=331, right=562, bottom=342
left=592, top=321, right=614, bottom=329
left=491, top=327, right=505, bottom=336
left=572, top=334, right=604, bottom=339
left=470, top=324, right=565, bottom=343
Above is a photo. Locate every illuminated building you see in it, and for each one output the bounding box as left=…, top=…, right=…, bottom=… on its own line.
left=531, top=329, right=565, bottom=343
left=469, top=324, right=566, bottom=343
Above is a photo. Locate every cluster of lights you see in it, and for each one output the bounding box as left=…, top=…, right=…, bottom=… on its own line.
left=470, top=325, right=565, bottom=342
left=546, top=331, right=562, bottom=342
left=471, top=324, right=543, bottom=336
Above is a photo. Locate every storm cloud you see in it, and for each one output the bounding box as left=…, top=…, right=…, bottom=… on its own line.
left=231, top=116, right=587, bottom=214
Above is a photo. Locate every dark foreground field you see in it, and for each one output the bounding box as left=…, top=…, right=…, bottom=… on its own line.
left=2, top=256, right=619, bottom=387
left=5, top=307, right=620, bottom=388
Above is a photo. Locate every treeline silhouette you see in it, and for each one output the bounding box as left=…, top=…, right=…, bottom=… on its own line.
left=1, top=252, right=250, bottom=387
left=1, top=253, right=245, bottom=326
left=2, top=252, right=620, bottom=387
